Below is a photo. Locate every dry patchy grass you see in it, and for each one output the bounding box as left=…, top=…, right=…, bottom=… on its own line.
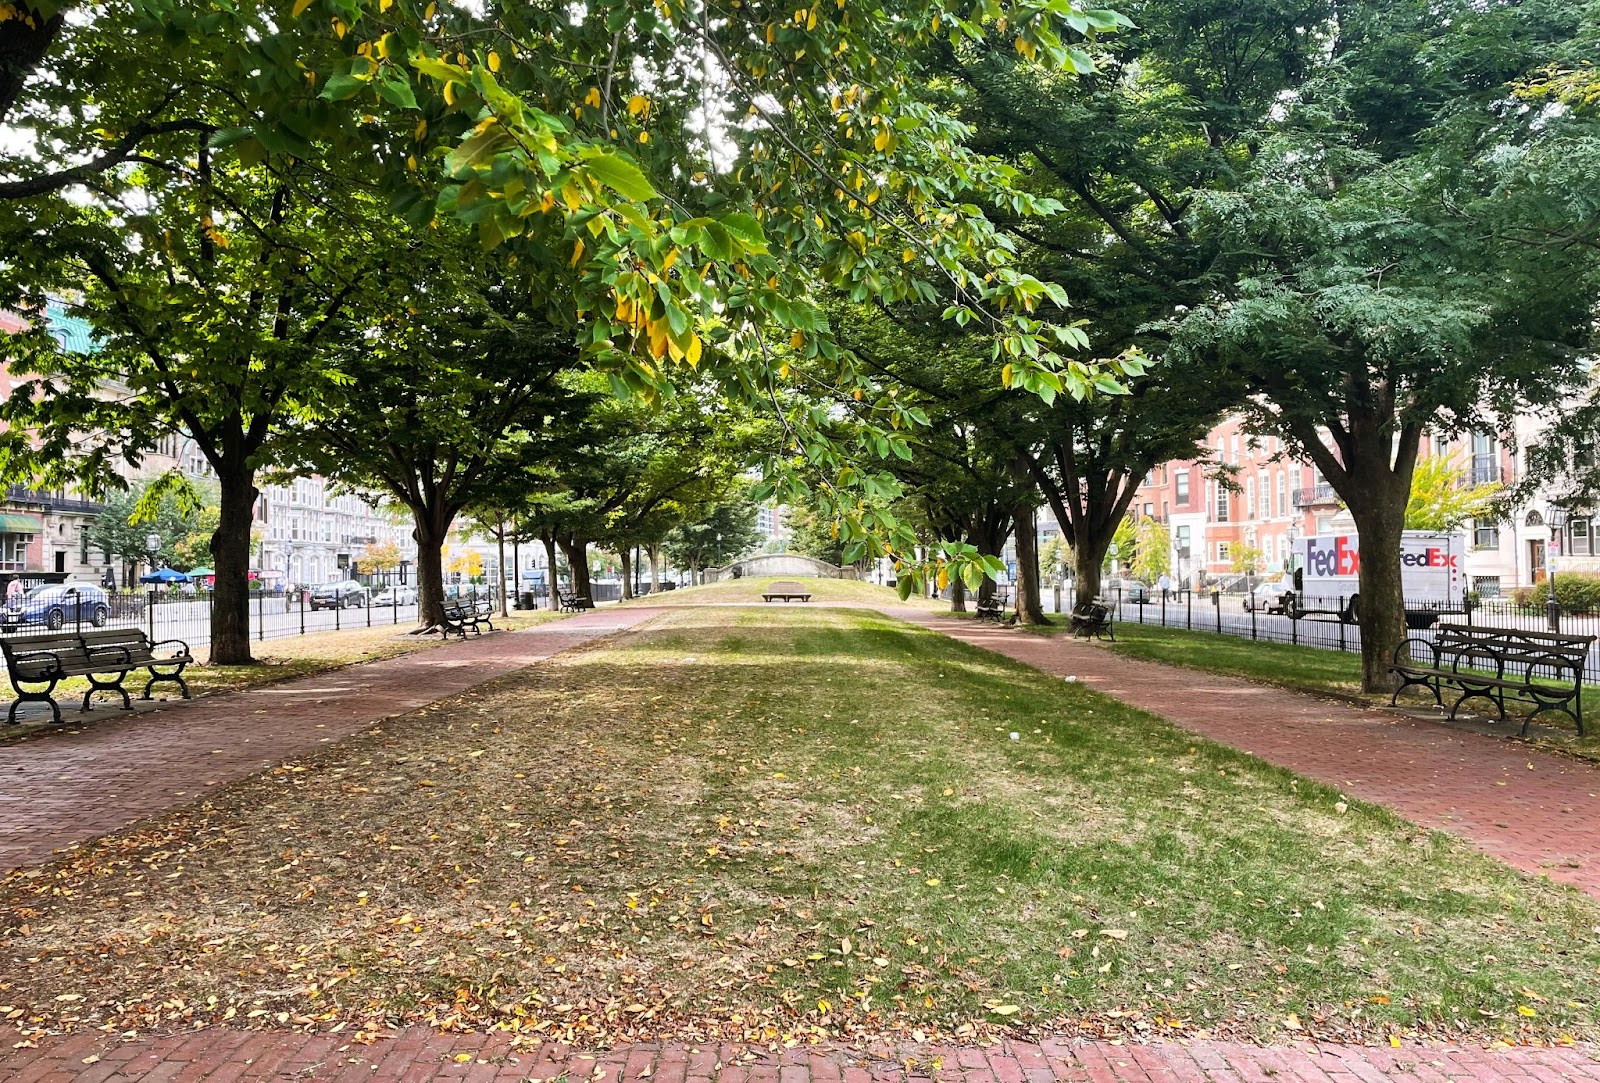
left=2, top=607, right=1598, bottom=1050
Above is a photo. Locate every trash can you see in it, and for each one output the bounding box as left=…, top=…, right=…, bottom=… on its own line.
left=520, top=590, right=536, bottom=610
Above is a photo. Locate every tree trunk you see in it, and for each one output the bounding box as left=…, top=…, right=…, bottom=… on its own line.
left=413, top=512, right=450, bottom=629
left=1073, top=529, right=1115, bottom=604
left=559, top=537, right=592, bottom=597
left=209, top=464, right=259, bottom=665
left=1013, top=503, right=1048, bottom=624
left=1345, top=479, right=1412, bottom=693
left=0, top=5, right=65, bottom=127
left=649, top=545, right=660, bottom=593
left=495, top=520, right=509, bottom=617
left=619, top=547, right=634, bottom=600
left=949, top=576, right=967, bottom=613
left=542, top=534, right=560, bottom=611
left=511, top=533, right=521, bottom=607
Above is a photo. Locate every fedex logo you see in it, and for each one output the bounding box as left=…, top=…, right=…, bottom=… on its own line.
left=1402, top=547, right=1458, bottom=569
left=1304, top=536, right=1360, bottom=576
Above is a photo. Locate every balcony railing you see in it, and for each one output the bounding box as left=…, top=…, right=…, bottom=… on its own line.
left=4, top=485, right=104, bottom=515
left=1468, top=462, right=1506, bottom=487
left=1292, top=484, right=1339, bottom=508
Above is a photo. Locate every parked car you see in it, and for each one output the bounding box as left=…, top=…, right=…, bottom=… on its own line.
left=1242, top=580, right=1294, bottom=614
left=309, top=580, right=369, bottom=610
left=2, top=583, right=111, bottom=631
left=372, top=585, right=418, bottom=606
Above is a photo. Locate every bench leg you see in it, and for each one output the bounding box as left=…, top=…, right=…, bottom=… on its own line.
left=1447, top=684, right=1505, bottom=722
left=8, top=685, right=62, bottom=725
left=82, top=671, right=133, bottom=712
left=142, top=663, right=190, bottom=701
left=1389, top=673, right=1440, bottom=709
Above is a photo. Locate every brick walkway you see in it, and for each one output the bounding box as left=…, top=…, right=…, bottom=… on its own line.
left=0, top=609, right=662, bottom=875
left=3, top=1026, right=1599, bottom=1082
left=888, top=609, right=1600, bottom=898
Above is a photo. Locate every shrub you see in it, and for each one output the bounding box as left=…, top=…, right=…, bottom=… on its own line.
left=1530, top=573, right=1600, bottom=613
left=1508, top=585, right=1537, bottom=609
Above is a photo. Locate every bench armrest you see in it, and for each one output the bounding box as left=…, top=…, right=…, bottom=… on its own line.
left=1392, top=636, right=1437, bottom=667
left=151, top=637, right=191, bottom=657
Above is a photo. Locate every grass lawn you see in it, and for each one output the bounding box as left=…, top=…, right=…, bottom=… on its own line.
left=624, top=575, right=944, bottom=609
left=3, top=606, right=1598, bottom=1049
left=0, top=609, right=566, bottom=742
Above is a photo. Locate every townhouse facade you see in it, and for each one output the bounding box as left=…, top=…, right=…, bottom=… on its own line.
left=1130, top=412, right=1576, bottom=597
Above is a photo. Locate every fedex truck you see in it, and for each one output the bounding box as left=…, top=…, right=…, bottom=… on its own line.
left=1287, top=530, right=1466, bottom=626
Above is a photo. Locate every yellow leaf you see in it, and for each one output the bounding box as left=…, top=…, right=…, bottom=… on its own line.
left=806, top=7, right=817, bottom=29
left=379, top=0, right=393, bottom=10
left=790, top=329, right=804, bottom=349
left=818, top=998, right=831, bottom=1013
left=686, top=334, right=703, bottom=368
left=989, top=1004, right=1020, bottom=1017
left=1284, top=1013, right=1302, bottom=1030
left=424, top=1, right=436, bottom=17
left=455, top=1053, right=474, bottom=1063
left=1518, top=1005, right=1538, bottom=1017
left=443, top=80, right=456, bottom=106
left=638, top=130, right=650, bottom=144
left=291, top=0, right=313, bottom=16
left=628, top=94, right=649, bottom=116
left=1390, top=1035, right=1402, bottom=1048
left=585, top=86, right=602, bottom=108
left=488, top=50, right=501, bottom=72
left=570, top=239, right=585, bottom=267
left=414, top=118, right=428, bottom=141
left=874, top=128, right=889, bottom=152
left=1001, top=362, right=1014, bottom=386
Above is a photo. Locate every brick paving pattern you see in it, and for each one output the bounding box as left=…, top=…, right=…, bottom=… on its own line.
left=2, top=1027, right=1598, bottom=1082
left=0, top=609, right=662, bottom=875
left=888, top=609, right=1600, bottom=898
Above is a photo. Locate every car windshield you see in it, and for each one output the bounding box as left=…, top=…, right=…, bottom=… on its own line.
left=18, top=586, right=62, bottom=602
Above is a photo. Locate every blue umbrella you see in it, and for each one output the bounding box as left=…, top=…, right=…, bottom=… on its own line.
left=139, top=568, right=191, bottom=584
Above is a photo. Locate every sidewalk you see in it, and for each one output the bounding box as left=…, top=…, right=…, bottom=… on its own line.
left=0, top=609, right=662, bottom=875
left=889, top=609, right=1600, bottom=898
left=4, top=1025, right=1600, bottom=1083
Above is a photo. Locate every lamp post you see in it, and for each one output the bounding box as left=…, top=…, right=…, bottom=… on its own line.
left=1547, top=506, right=1567, bottom=630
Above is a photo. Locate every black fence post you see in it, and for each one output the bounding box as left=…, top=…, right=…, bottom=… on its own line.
left=257, top=590, right=264, bottom=641
left=335, top=595, right=341, bottom=631
left=366, top=591, right=372, bottom=628
left=1547, top=597, right=1561, bottom=632
left=1291, top=603, right=1298, bottom=646
left=147, top=589, right=156, bottom=641
left=1139, top=594, right=1145, bottom=624
left=1338, top=597, right=1347, bottom=652
left=1250, top=598, right=1257, bottom=641
left=392, top=592, right=399, bottom=626
left=1213, top=589, right=1221, bottom=633
left=299, top=589, right=305, bottom=635
left=1187, top=589, right=1193, bottom=630
left=1160, top=590, right=1167, bottom=627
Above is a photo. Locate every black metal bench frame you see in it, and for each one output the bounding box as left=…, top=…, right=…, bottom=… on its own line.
left=3, top=630, right=192, bottom=725
left=557, top=590, right=595, bottom=613
left=762, top=581, right=812, bottom=603
left=1389, top=626, right=1593, bottom=735
left=1069, top=599, right=1114, bottom=641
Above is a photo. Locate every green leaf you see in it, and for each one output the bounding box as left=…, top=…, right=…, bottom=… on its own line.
left=896, top=574, right=914, bottom=601
left=319, top=73, right=367, bottom=101
left=582, top=151, right=657, bottom=202
left=375, top=72, right=418, bottom=110
left=720, top=211, right=768, bottom=252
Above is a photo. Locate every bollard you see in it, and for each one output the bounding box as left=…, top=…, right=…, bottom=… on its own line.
left=1052, top=583, right=1061, bottom=615
left=299, top=590, right=305, bottom=635
left=1547, top=596, right=1561, bottom=632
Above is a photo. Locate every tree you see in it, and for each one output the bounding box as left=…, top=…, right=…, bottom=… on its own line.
left=296, top=284, right=588, bottom=630
left=87, top=480, right=195, bottom=583
left=1169, top=0, right=1598, bottom=691
left=1129, top=517, right=1171, bottom=584
left=1405, top=457, right=1504, bottom=532
left=360, top=539, right=404, bottom=577
left=0, top=3, right=433, bottom=663
left=1229, top=545, right=1263, bottom=584
left=663, top=495, right=763, bottom=583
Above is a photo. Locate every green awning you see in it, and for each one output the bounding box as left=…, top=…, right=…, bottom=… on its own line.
left=0, top=513, right=40, bottom=534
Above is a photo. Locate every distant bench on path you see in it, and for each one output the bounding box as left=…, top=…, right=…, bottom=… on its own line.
left=762, top=581, right=812, bottom=603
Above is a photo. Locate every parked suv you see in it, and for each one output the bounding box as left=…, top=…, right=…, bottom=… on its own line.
left=2, top=584, right=111, bottom=631
left=309, top=580, right=368, bottom=610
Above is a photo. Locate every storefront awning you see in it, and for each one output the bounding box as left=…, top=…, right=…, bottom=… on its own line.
left=0, top=513, right=41, bottom=534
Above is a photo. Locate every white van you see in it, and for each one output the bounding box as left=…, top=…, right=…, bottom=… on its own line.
left=1288, top=531, right=1465, bottom=626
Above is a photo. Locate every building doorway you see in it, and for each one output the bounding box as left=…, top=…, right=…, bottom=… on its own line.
left=1529, top=539, right=1548, bottom=583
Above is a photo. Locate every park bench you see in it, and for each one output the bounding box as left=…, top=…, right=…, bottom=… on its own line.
left=1389, top=626, right=1595, bottom=735
left=975, top=597, right=1005, bottom=622
left=558, top=590, right=595, bottom=613
left=1069, top=599, right=1115, bottom=641
left=438, top=600, right=495, bottom=640
left=2, top=629, right=192, bottom=724
left=762, top=581, right=812, bottom=602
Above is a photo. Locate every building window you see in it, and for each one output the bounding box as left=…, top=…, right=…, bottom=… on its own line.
left=1570, top=518, right=1592, bottom=557
left=1176, top=471, right=1190, bottom=504
left=1143, top=502, right=1154, bottom=519
left=1473, top=576, right=1502, bottom=598
left=1245, top=480, right=1256, bottom=518
left=1472, top=520, right=1500, bottom=550
left=1215, top=486, right=1229, bottom=522
left=79, top=526, right=90, bottom=565
left=1230, top=435, right=1240, bottom=464
left=1175, top=525, right=1192, bottom=557
left=1471, top=432, right=1499, bottom=486
left=1276, top=472, right=1287, bottom=517
left=1216, top=541, right=1230, bottom=562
